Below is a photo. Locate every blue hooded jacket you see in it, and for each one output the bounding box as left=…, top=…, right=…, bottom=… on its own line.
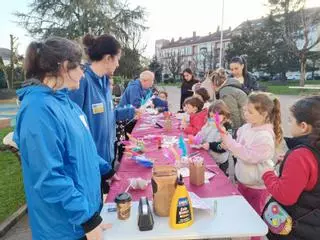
left=69, top=66, right=135, bottom=164
left=118, top=79, right=152, bottom=108
left=152, top=97, right=169, bottom=112
left=14, top=85, right=112, bottom=239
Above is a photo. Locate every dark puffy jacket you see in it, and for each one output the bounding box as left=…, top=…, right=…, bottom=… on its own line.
left=230, top=72, right=259, bottom=94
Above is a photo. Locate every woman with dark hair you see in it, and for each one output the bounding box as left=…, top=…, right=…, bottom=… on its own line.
left=13, top=37, right=113, bottom=240
left=229, top=55, right=259, bottom=94
left=180, top=68, right=199, bottom=111
left=69, top=34, right=135, bottom=173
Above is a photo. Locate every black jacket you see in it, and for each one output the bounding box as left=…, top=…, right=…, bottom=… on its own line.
left=267, top=136, right=320, bottom=240
left=180, top=79, right=199, bottom=110
left=230, top=72, right=259, bottom=94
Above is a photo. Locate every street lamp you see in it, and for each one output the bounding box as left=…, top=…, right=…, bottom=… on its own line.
left=219, top=0, right=225, bottom=68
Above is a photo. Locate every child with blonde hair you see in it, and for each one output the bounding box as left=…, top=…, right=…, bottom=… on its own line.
left=221, top=92, right=283, bottom=217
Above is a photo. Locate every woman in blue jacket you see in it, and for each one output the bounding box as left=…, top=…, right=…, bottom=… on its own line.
left=14, top=37, right=113, bottom=240
left=69, top=34, right=135, bottom=174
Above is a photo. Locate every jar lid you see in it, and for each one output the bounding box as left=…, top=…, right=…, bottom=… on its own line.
left=115, top=192, right=132, bottom=203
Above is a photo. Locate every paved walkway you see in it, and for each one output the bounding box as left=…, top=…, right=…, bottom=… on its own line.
left=1, top=86, right=301, bottom=239
left=0, top=103, right=18, bottom=127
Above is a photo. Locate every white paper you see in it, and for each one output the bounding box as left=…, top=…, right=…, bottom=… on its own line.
left=178, top=167, right=190, bottom=177
left=205, top=171, right=216, bottom=183
left=189, top=192, right=211, bottom=210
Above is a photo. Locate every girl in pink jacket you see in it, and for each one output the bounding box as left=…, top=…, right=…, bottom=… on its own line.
left=221, top=92, right=283, bottom=217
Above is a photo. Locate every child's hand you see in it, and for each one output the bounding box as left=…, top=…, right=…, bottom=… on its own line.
left=257, top=164, right=275, bottom=176
left=201, top=142, right=210, bottom=150
left=134, top=108, right=144, bottom=119
left=112, top=173, right=121, bottom=181
left=220, top=141, right=228, bottom=150
left=276, top=154, right=285, bottom=163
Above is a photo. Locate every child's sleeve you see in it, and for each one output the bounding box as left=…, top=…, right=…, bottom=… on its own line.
left=183, top=114, right=204, bottom=135
left=222, top=130, right=274, bottom=164
left=262, top=148, right=317, bottom=205
left=114, top=106, right=135, bottom=122
left=184, top=124, right=200, bottom=136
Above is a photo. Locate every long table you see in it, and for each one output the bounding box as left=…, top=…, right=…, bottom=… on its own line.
left=103, top=113, right=268, bottom=239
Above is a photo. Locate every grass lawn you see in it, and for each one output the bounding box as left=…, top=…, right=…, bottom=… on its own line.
left=156, top=80, right=320, bottom=95
left=0, top=127, right=25, bottom=224
left=259, top=80, right=320, bottom=95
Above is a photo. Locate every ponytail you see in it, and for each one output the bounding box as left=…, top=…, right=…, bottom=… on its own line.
left=272, top=98, right=283, bottom=145
left=24, top=42, right=43, bottom=80
left=248, top=92, right=283, bottom=146
left=240, top=55, right=248, bottom=81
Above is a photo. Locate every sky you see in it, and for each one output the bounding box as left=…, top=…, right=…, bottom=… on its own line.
left=0, top=0, right=320, bottom=58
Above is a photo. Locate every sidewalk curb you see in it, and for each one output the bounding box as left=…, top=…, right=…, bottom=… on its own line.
left=0, top=205, right=27, bottom=237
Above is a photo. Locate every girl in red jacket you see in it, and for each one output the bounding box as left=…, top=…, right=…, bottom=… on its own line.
left=261, top=96, right=320, bottom=240
left=181, top=97, right=208, bottom=135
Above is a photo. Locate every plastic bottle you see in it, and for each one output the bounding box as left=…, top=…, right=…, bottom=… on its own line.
left=169, top=174, right=194, bottom=229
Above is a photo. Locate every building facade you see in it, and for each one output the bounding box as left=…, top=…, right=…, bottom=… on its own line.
left=155, top=29, right=232, bottom=79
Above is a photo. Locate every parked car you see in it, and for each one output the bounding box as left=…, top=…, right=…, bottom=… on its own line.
left=286, top=71, right=301, bottom=81
left=253, top=71, right=271, bottom=81
left=306, top=72, right=320, bottom=80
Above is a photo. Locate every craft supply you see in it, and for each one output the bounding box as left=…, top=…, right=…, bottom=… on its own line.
left=131, top=155, right=154, bottom=168
left=152, top=165, right=177, bottom=216
left=178, top=135, right=188, bottom=157
left=129, top=178, right=150, bottom=190
left=155, top=122, right=163, bottom=128
left=138, top=197, right=154, bottom=231
left=189, top=151, right=200, bottom=157
left=164, top=118, right=172, bottom=131
left=189, top=156, right=205, bottom=186
left=176, top=156, right=189, bottom=169
left=115, top=192, right=132, bottom=220
left=169, top=175, right=194, bottom=229
left=188, top=134, right=203, bottom=145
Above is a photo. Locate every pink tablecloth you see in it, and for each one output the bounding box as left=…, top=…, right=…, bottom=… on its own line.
left=107, top=113, right=239, bottom=203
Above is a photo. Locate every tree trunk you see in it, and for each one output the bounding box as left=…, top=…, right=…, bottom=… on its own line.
left=300, top=54, right=306, bottom=87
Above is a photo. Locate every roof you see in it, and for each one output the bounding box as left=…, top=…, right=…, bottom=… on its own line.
left=161, top=30, right=232, bottom=49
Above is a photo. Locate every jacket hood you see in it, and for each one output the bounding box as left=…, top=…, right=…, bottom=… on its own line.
left=16, top=82, right=69, bottom=103
left=128, top=79, right=142, bottom=88
left=225, top=77, right=242, bottom=87
left=285, top=135, right=311, bottom=149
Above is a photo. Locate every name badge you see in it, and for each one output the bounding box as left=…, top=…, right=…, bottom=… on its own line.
left=92, top=103, right=105, bottom=114
left=79, top=115, right=89, bottom=129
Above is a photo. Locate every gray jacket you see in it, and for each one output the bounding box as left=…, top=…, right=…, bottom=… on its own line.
left=218, top=78, right=248, bottom=130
